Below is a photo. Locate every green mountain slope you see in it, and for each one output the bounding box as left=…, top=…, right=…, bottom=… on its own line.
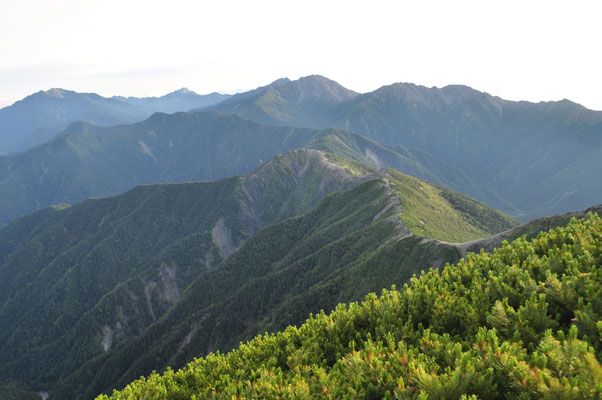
left=48, top=178, right=469, bottom=400
left=0, top=385, right=41, bottom=400
left=0, top=111, right=487, bottom=227
left=210, top=76, right=602, bottom=220
left=48, top=175, right=516, bottom=399
left=0, top=151, right=519, bottom=399
left=60, top=204, right=598, bottom=400
left=0, top=149, right=372, bottom=396
left=100, top=213, right=602, bottom=400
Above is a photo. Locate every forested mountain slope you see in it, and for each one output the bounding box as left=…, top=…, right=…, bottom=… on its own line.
left=51, top=174, right=514, bottom=400
left=0, top=111, right=486, bottom=226
left=0, top=151, right=519, bottom=399
left=100, top=213, right=602, bottom=400
left=0, top=150, right=372, bottom=397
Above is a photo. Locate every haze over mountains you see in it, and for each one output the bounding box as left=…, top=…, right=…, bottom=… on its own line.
left=208, top=75, right=602, bottom=220
left=0, top=88, right=230, bottom=155
left=0, top=75, right=600, bottom=224
left=112, top=88, right=229, bottom=114
left=0, top=110, right=496, bottom=227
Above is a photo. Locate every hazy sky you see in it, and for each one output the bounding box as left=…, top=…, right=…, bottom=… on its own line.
left=1, top=0, right=601, bottom=110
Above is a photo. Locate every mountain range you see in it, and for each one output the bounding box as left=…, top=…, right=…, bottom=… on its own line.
left=208, top=75, right=602, bottom=220
left=2, top=75, right=599, bottom=223
left=0, top=74, right=600, bottom=400
left=1, top=145, right=598, bottom=399
left=112, top=88, right=228, bottom=114
left=0, top=110, right=491, bottom=227
left=0, top=88, right=230, bottom=155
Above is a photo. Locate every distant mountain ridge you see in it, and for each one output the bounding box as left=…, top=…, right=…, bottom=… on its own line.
left=209, top=75, right=358, bottom=127
left=207, top=75, right=602, bottom=220
left=0, top=110, right=490, bottom=227
left=0, top=87, right=230, bottom=155
left=112, top=88, right=229, bottom=114
left=4, top=75, right=599, bottom=219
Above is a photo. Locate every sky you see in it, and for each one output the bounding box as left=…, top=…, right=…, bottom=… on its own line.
left=1, top=0, right=601, bottom=110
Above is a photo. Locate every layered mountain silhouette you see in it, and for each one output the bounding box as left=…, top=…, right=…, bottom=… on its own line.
left=0, top=88, right=229, bottom=155
left=207, top=75, right=602, bottom=220
left=0, top=111, right=489, bottom=227
left=2, top=76, right=599, bottom=221
left=0, top=75, right=600, bottom=400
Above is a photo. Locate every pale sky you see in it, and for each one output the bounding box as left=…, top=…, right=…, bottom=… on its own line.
left=1, top=0, right=601, bottom=110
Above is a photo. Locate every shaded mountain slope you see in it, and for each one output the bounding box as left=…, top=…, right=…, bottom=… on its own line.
left=48, top=170, right=516, bottom=400
left=0, top=111, right=488, bottom=226
left=0, top=385, right=40, bottom=400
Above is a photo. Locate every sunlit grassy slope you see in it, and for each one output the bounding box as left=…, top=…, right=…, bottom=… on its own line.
left=386, top=169, right=519, bottom=242
left=323, top=155, right=519, bottom=243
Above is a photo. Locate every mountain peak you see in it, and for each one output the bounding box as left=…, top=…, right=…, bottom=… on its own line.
left=44, top=88, right=70, bottom=98
left=171, top=87, right=196, bottom=95
left=263, top=75, right=358, bottom=100
left=210, top=75, right=357, bottom=125
left=34, top=88, right=83, bottom=100
left=267, top=77, right=291, bottom=87
left=369, top=82, right=434, bottom=103
left=296, top=74, right=335, bottom=84
left=289, top=75, right=358, bottom=101
left=33, top=88, right=104, bottom=102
